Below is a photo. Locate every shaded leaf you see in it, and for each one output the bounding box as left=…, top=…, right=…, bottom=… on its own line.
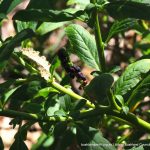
left=109, top=66, right=121, bottom=73
left=0, top=79, right=15, bottom=93
left=114, top=59, right=150, bottom=95
left=0, top=0, right=22, bottom=19
left=49, top=56, right=60, bottom=76
left=76, top=124, right=116, bottom=150
left=10, top=133, right=28, bottom=150
left=127, top=74, right=150, bottom=110
left=9, top=118, right=21, bottom=129
left=0, top=136, right=4, bottom=150
left=58, top=94, right=72, bottom=112
left=105, top=1, right=150, bottom=20
left=58, top=130, right=75, bottom=150
left=106, top=18, right=137, bottom=43
left=127, top=145, right=144, bottom=150
left=0, top=29, right=34, bottom=64
left=1, top=86, right=21, bottom=107
left=13, top=9, right=84, bottom=22
left=9, top=81, right=41, bottom=110
left=44, top=93, right=58, bottom=111
left=36, top=22, right=68, bottom=35
left=85, top=73, right=114, bottom=104
left=65, top=24, right=100, bottom=70
left=72, top=99, right=86, bottom=110
left=22, top=102, right=43, bottom=113
left=27, top=0, right=52, bottom=9
left=54, top=122, right=67, bottom=137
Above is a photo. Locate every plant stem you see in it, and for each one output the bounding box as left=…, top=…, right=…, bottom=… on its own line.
left=112, top=110, right=150, bottom=132
left=91, top=0, right=120, bottom=110
left=91, top=0, right=106, bottom=72
left=0, top=109, right=72, bottom=122
left=50, top=80, right=95, bottom=108
left=79, top=108, right=150, bottom=132
left=107, top=89, right=121, bottom=110
left=2, top=108, right=150, bottom=132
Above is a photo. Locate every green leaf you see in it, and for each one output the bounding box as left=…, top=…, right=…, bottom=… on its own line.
left=114, top=59, right=150, bottom=95
left=85, top=73, right=114, bottom=104
left=22, top=102, right=43, bottom=113
left=127, top=145, right=144, bottom=150
left=0, top=137, right=4, bottom=150
left=5, top=0, right=22, bottom=14
left=10, top=133, right=28, bottom=150
left=76, top=124, right=116, bottom=150
left=122, top=106, right=129, bottom=115
left=0, top=29, right=34, bottom=65
left=10, top=140, right=28, bottom=150
left=105, top=18, right=137, bottom=43
left=42, top=135, right=54, bottom=147
left=58, top=130, right=75, bottom=150
left=127, top=74, right=150, bottom=110
left=54, top=122, right=67, bottom=137
left=105, top=1, right=150, bottom=20
left=9, top=81, right=41, bottom=110
left=36, top=22, right=68, bottom=35
left=72, top=99, right=86, bottom=110
left=67, top=0, right=90, bottom=6
left=35, top=87, right=59, bottom=98
left=49, top=56, right=60, bottom=77
left=0, top=79, right=15, bottom=93
left=28, top=81, right=42, bottom=93
left=91, top=71, right=102, bottom=77
left=109, top=66, right=121, bottom=73
left=31, top=133, right=47, bottom=150
left=19, top=122, right=33, bottom=140
left=1, top=86, right=21, bottom=107
left=9, top=118, right=21, bottom=129
left=27, top=0, right=52, bottom=9
left=58, top=94, right=72, bottom=112
left=15, top=21, right=38, bottom=32
left=115, top=95, right=124, bottom=106
left=47, top=103, right=60, bottom=116
left=54, top=110, right=66, bottom=116
left=65, top=24, right=100, bottom=70
left=13, top=9, right=84, bottom=22
left=0, top=0, right=22, bottom=19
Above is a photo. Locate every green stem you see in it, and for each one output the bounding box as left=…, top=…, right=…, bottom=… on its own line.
left=91, top=0, right=106, bottom=72
left=112, top=110, right=150, bottom=132
left=107, top=89, right=121, bottom=110
left=91, top=0, right=120, bottom=110
left=79, top=108, right=150, bottom=132
left=54, top=71, right=62, bottom=82
left=139, top=20, right=149, bottom=30
left=0, top=109, right=72, bottom=122
left=50, top=80, right=95, bottom=108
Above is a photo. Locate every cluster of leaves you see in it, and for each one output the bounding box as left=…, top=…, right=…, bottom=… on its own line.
left=0, top=0, right=150, bottom=150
